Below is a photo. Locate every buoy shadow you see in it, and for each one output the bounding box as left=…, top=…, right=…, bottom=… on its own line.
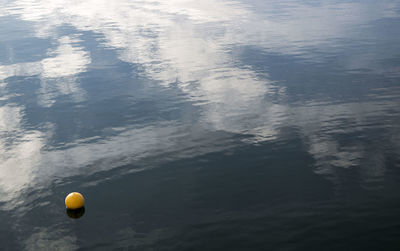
left=66, top=207, right=85, bottom=219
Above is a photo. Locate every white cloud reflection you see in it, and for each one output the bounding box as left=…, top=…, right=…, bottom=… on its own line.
left=292, top=97, right=400, bottom=188
left=0, top=36, right=90, bottom=107
left=0, top=104, right=236, bottom=210
left=0, top=0, right=399, bottom=211
left=24, top=228, right=78, bottom=251
left=0, top=36, right=89, bottom=79
left=0, top=105, right=43, bottom=206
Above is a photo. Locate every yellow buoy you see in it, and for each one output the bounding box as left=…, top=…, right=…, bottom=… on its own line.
left=65, top=192, right=85, bottom=209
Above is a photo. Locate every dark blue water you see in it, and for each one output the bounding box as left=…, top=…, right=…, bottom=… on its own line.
left=1, top=0, right=400, bottom=250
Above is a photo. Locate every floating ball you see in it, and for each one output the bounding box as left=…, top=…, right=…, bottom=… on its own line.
left=65, top=192, right=85, bottom=209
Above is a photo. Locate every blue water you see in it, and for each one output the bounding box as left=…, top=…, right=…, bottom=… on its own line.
left=1, top=0, right=400, bottom=250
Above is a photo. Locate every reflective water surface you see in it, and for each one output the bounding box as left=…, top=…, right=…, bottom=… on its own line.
left=1, top=0, right=400, bottom=250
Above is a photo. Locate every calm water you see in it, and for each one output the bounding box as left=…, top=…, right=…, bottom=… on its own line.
left=1, top=0, right=400, bottom=250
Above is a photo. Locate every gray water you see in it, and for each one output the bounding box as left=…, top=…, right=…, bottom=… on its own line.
left=1, top=0, right=400, bottom=250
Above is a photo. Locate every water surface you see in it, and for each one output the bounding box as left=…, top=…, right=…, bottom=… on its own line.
left=1, top=0, right=400, bottom=250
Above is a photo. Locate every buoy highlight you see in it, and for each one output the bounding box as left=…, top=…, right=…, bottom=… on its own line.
left=65, top=192, right=85, bottom=209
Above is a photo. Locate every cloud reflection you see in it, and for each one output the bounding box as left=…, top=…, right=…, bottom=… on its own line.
left=0, top=106, right=237, bottom=209
left=0, top=0, right=286, bottom=206
left=0, top=0, right=399, bottom=212
left=292, top=98, right=400, bottom=188
left=0, top=36, right=90, bottom=106
left=24, top=228, right=78, bottom=251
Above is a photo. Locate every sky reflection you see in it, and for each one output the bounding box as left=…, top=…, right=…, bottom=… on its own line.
left=0, top=36, right=89, bottom=107
left=0, top=0, right=399, bottom=211
left=24, top=227, right=78, bottom=251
